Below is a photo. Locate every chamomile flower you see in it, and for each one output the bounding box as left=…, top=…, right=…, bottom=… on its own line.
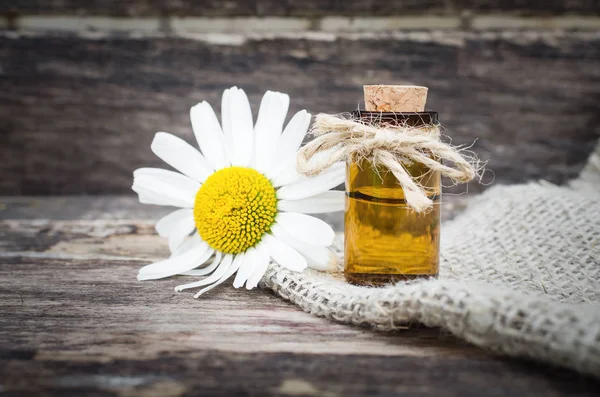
left=132, top=87, right=344, bottom=297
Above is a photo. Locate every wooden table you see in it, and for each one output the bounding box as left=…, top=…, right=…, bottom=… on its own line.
left=1, top=196, right=599, bottom=396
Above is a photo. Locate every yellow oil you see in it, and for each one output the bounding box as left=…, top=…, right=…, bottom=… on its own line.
left=344, top=159, right=441, bottom=285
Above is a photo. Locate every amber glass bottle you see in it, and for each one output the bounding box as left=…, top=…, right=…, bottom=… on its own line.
left=344, top=111, right=441, bottom=285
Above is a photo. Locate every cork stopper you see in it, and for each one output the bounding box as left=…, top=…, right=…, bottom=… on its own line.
left=364, top=85, right=428, bottom=112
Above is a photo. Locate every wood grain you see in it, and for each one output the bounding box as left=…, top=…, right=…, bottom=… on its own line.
left=1, top=196, right=599, bottom=396
left=2, top=1, right=599, bottom=17
left=1, top=31, right=599, bottom=195
left=0, top=194, right=470, bottom=222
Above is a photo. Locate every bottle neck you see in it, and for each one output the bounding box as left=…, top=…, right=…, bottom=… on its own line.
left=351, top=110, right=438, bottom=128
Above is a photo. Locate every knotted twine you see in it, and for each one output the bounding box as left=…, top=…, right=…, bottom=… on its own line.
left=297, top=113, right=480, bottom=212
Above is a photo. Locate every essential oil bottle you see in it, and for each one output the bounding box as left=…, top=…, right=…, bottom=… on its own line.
left=344, top=85, right=441, bottom=285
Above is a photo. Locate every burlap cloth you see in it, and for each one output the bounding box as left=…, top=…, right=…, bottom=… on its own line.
left=261, top=142, right=600, bottom=378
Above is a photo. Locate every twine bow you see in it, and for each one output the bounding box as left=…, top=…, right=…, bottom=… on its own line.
left=297, top=113, right=479, bottom=212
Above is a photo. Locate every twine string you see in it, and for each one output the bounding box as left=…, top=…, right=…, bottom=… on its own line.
left=297, top=113, right=479, bottom=212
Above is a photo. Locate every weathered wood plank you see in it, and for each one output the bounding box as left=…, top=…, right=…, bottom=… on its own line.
left=1, top=31, right=599, bottom=195
left=0, top=195, right=469, bottom=222
left=0, top=195, right=173, bottom=221
left=2, top=350, right=600, bottom=396
left=0, top=1, right=447, bottom=17
left=0, top=194, right=472, bottom=255
left=1, top=198, right=600, bottom=396
left=2, top=0, right=599, bottom=17
left=0, top=254, right=483, bottom=359
left=457, top=0, right=600, bottom=15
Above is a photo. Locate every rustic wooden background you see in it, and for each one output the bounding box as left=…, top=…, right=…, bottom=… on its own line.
left=1, top=196, right=600, bottom=396
left=1, top=1, right=600, bottom=195
left=2, top=3, right=600, bottom=396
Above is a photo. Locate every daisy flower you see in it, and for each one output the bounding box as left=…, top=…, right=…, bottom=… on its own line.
left=132, top=87, right=344, bottom=297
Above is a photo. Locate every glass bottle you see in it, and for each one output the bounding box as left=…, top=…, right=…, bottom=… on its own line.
left=344, top=111, right=441, bottom=286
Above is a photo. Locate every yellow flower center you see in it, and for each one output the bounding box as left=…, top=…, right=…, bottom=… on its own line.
left=194, top=166, right=277, bottom=254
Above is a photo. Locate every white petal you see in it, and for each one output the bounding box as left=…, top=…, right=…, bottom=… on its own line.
left=278, top=190, right=345, bottom=214
left=190, top=101, right=229, bottom=170
left=171, top=233, right=203, bottom=258
left=275, top=212, right=335, bottom=247
left=194, top=253, right=245, bottom=298
left=271, top=161, right=306, bottom=188
left=266, top=110, right=311, bottom=180
left=280, top=94, right=290, bottom=118
left=135, top=189, right=184, bottom=208
left=221, top=87, right=235, bottom=160
left=168, top=217, right=195, bottom=252
left=262, top=233, right=307, bottom=272
left=134, top=187, right=190, bottom=208
left=134, top=168, right=200, bottom=192
left=229, top=88, right=254, bottom=167
left=245, top=242, right=271, bottom=289
left=133, top=168, right=198, bottom=208
left=271, top=223, right=337, bottom=271
left=305, top=247, right=337, bottom=271
left=174, top=254, right=234, bottom=291
left=233, top=248, right=258, bottom=288
left=156, top=208, right=194, bottom=237
left=254, top=91, right=290, bottom=173
left=180, top=251, right=222, bottom=276
left=276, top=162, right=345, bottom=201
left=137, top=241, right=212, bottom=280
left=151, top=132, right=213, bottom=182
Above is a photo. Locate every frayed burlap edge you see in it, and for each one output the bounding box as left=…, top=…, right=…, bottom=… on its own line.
left=261, top=265, right=600, bottom=378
